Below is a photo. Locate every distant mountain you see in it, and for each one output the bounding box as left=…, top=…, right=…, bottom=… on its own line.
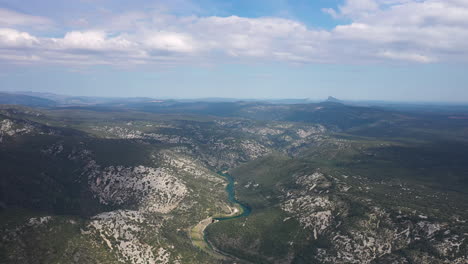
left=325, top=96, right=343, bottom=103
left=46, top=99, right=407, bottom=131
left=0, top=93, right=410, bottom=131
left=9, top=91, right=159, bottom=106
left=12, top=91, right=69, bottom=102
left=0, top=92, right=57, bottom=107
left=264, top=98, right=313, bottom=104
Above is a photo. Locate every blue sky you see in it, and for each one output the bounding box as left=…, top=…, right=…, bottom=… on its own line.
left=1, top=0, right=468, bottom=102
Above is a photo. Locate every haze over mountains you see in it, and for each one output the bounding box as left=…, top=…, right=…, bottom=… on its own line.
left=4, top=91, right=468, bottom=108
left=2, top=91, right=325, bottom=106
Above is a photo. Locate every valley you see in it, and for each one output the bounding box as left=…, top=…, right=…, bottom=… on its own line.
left=190, top=171, right=252, bottom=261
left=2, top=0, right=468, bottom=262
left=0, top=99, right=467, bottom=263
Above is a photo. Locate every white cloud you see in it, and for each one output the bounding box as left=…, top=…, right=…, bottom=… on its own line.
left=338, top=0, right=380, bottom=19
left=326, top=0, right=468, bottom=62
left=0, top=28, right=38, bottom=47
left=187, top=16, right=329, bottom=62
left=57, top=31, right=134, bottom=51
left=378, top=50, right=435, bottom=63
left=0, top=8, right=52, bottom=28
left=1, top=1, right=468, bottom=66
left=144, top=32, right=196, bottom=53
left=61, top=31, right=107, bottom=50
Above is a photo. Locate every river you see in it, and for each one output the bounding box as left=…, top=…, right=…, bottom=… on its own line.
left=190, top=171, right=251, bottom=260
left=213, top=171, right=251, bottom=221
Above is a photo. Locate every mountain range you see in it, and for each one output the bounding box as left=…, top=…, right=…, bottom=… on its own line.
left=0, top=94, right=467, bottom=263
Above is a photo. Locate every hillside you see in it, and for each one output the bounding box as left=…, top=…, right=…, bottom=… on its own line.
left=0, top=93, right=57, bottom=107
left=0, top=102, right=467, bottom=263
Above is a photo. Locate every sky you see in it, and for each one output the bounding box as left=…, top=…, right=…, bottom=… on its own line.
left=0, top=0, right=468, bottom=102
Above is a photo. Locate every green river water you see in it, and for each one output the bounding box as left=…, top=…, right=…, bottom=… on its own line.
left=214, top=172, right=251, bottom=220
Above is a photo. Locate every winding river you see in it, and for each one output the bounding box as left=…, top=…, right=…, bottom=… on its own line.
left=190, top=171, right=251, bottom=260
left=214, top=171, right=251, bottom=220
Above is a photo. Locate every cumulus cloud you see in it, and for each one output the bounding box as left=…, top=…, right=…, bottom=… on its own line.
left=0, top=1, right=468, bottom=66
left=57, top=31, right=134, bottom=51
left=326, top=0, right=468, bottom=62
left=144, top=32, right=196, bottom=53
left=0, top=28, right=38, bottom=47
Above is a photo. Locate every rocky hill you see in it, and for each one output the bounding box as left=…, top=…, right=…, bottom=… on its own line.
left=0, top=103, right=467, bottom=263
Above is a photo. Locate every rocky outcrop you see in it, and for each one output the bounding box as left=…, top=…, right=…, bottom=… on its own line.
left=88, top=165, right=187, bottom=213
left=0, top=118, right=60, bottom=143
left=85, top=210, right=164, bottom=264
left=281, top=172, right=337, bottom=238
left=281, top=171, right=468, bottom=264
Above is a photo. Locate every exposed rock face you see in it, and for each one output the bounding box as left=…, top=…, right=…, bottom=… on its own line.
left=320, top=208, right=396, bottom=263
left=89, top=122, right=279, bottom=170
left=198, top=138, right=272, bottom=169
left=283, top=196, right=333, bottom=236
left=0, top=119, right=34, bottom=142
left=5, top=144, right=223, bottom=263
left=65, top=146, right=227, bottom=263
left=212, top=120, right=331, bottom=164
left=435, top=234, right=466, bottom=258
left=240, top=140, right=271, bottom=160
left=280, top=171, right=468, bottom=264
left=85, top=210, right=163, bottom=264
left=241, top=127, right=284, bottom=136
left=27, top=216, right=53, bottom=227
left=159, top=151, right=222, bottom=184
left=88, top=165, right=188, bottom=213
left=296, top=126, right=326, bottom=138
left=0, top=118, right=59, bottom=143
left=62, top=145, right=190, bottom=214
left=1, top=119, right=16, bottom=135
left=90, top=125, right=193, bottom=144
left=282, top=172, right=337, bottom=238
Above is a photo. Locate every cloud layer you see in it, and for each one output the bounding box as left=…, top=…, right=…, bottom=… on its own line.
left=1, top=0, right=468, bottom=66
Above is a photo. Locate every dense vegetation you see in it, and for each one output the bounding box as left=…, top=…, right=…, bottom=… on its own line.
left=0, top=96, right=467, bottom=263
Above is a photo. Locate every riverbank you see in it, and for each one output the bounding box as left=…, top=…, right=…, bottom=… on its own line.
left=189, top=171, right=251, bottom=259
left=190, top=217, right=226, bottom=259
